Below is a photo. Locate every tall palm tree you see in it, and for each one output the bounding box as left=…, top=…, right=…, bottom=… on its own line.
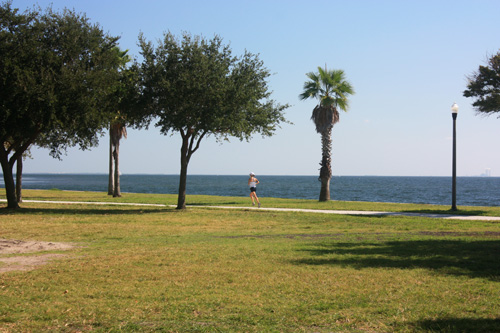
left=109, top=120, right=127, bottom=197
left=299, top=66, right=354, bottom=201
left=107, top=48, right=131, bottom=197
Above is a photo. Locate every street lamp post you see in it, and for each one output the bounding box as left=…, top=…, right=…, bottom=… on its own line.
left=451, top=102, right=459, bottom=211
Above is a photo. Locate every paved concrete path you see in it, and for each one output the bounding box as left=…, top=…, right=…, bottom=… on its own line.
left=189, top=205, right=500, bottom=221
left=4, top=199, right=500, bottom=222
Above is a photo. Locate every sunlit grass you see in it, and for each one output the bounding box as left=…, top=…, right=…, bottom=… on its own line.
left=0, top=192, right=499, bottom=331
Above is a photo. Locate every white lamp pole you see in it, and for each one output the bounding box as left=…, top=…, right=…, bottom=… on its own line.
left=451, top=102, right=459, bottom=211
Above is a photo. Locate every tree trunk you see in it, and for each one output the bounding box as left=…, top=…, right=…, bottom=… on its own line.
left=16, top=156, right=23, bottom=203
left=108, top=128, right=114, bottom=195
left=318, top=127, right=333, bottom=202
left=319, top=174, right=330, bottom=202
left=177, top=135, right=190, bottom=210
left=113, top=138, right=121, bottom=197
left=0, top=150, right=19, bottom=209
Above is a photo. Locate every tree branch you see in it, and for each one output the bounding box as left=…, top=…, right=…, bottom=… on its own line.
left=9, top=128, right=41, bottom=167
left=192, top=130, right=207, bottom=155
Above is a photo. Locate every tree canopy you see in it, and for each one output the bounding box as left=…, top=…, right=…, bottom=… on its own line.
left=299, top=67, right=354, bottom=132
left=0, top=2, right=122, bottom=208
left=463, top=51, right=500, bottom=116
left=138, top=32, right=289, bottom=209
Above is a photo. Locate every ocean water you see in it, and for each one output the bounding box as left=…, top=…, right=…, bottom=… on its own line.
left=5, top=174, right=500, bottom=207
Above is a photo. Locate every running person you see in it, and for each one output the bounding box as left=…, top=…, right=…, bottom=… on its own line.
left=248, top=172, right=261, bottom=208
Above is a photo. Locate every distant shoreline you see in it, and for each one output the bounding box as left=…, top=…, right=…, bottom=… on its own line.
left=12, top=173, right=498, bottom=178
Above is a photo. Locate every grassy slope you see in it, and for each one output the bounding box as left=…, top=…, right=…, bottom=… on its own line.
left=0, top=190, right=499, bottom=332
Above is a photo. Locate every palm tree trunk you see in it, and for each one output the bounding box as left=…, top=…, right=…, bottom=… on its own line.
left=318, top=126, right=333, bottom=201
left=108, top=128, right=114, bottom=195
left=113, top=138, right=121, bottom=197
left=16, top=156, right=23, bottom=203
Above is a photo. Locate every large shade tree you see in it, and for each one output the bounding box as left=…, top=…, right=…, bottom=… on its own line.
left=299, top=66, right=354, bottom=201
left=138, top=32, right=289, bottom=209
left=463, top=51, right=500, bottom=116
left=0, top=2, right=122, bottom=208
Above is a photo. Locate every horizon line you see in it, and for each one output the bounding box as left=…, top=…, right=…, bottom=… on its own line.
left=10, top=173, right=498, bottom=178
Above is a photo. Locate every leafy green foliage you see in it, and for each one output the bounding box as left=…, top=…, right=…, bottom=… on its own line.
left=0, top=2, right=122, bottom=208
left=463, top=51, right=500, bottom=116
left=299, top=67, right=354, bottom=109
left=299, top=66, right=355, bottom=133
left=106, top=48, right=146, bottom=130
left=138, top=32, right=288, bottom=141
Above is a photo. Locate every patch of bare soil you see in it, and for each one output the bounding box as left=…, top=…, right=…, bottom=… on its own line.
left=0, top=239, right=75, bottom=273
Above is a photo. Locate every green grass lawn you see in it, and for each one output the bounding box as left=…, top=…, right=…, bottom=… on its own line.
left=8, top=188, right=500, bottom=216
left=1, top=190, right=499, bottom=332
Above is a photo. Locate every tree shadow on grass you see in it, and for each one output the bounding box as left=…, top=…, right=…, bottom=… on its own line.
left=293, top=239, right=500, bottom=281
left=414, top=317, right=500, bottom=332
left=402, top=209, right=489, bottom=216
left=185, top=201, right=241, bottom=206
left=0, top=207, right=174, bottom=215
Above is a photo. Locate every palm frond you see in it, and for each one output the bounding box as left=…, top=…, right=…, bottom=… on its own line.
left=300, top=66, right=354, bottom=108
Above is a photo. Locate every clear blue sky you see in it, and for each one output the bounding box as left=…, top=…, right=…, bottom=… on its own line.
left=11, top=0, right=500, bottom=176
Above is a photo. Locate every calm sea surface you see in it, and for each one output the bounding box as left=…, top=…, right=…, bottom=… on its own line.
left=5, top=174, right=500, bottom=207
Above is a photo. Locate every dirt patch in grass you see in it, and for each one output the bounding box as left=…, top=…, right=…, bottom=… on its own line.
left=0, top=239, right=75, bottom=273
